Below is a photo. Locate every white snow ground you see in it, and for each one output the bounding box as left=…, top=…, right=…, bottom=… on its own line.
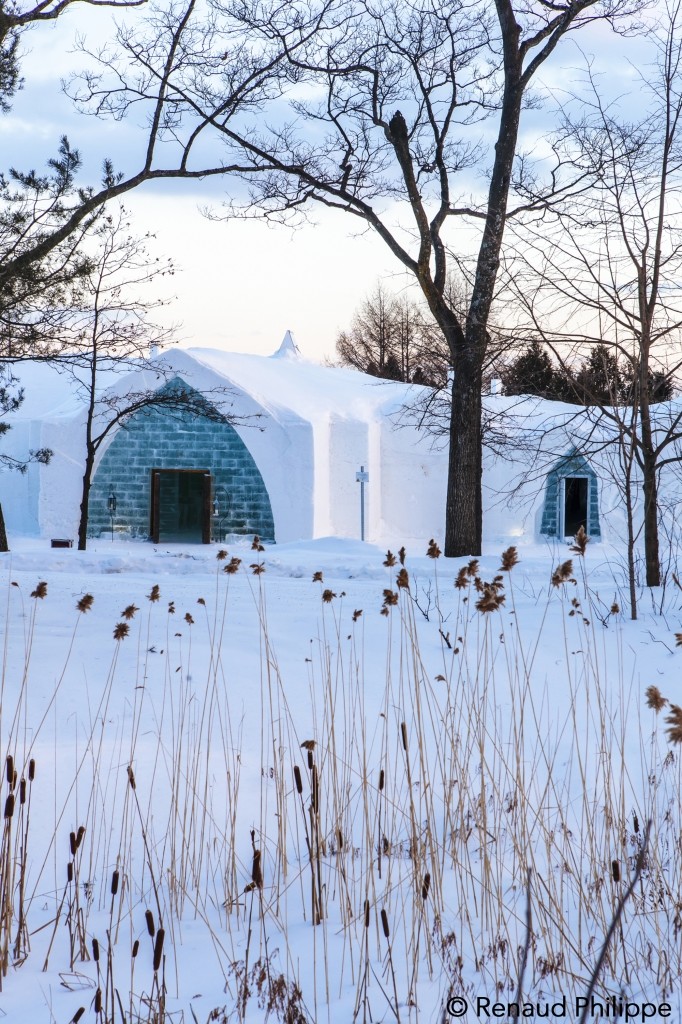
left=0, top=535, right=680, bottom=1023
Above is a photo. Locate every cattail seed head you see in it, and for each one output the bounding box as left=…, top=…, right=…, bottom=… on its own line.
left=145, top=909, right=155, bottom=937
left=67, top=862, right=73, bottom=882
left=251, top=849, right=263, bottom=889
left=381, top=909, right=390, bottom=938
left=153, top=928, right=165, bottom=972
left=28, top=759, right=35, bottom=781
left=132, top=939, right=139, bottom=958
left=76, top=825, right=85, bottom=847
left=6, top=755, right=13, bottom=785
left=307, top=750, right=314, bottom=770
left=4, top=794, right=14, bottom=819
left=127, top=766, right=136, bottom=790
left=94, top=988, right=102, bottom=1013
left=364, top=900, right=370, bottom=928
left=70, top=831, right=77, bottom=856
left=72, top=1008, right=85, bottom=1023
left=611, top=860, right=621, bottom=883
left=401, top=722, right=408, bottom=752
left=293, top=766, right=303, bottom=794
left=19, top=778, right=26, bottom=804
left=311, top=766, right=319, bottom=812
left=379, top=769, right=385, bottom=791
left=633, top=813, right=640, bottom=834
left=422, top=873, right=431, bottom=900
left=92, top=938, right=100, bottom=962
left=111, top=870, right=119, bottom=896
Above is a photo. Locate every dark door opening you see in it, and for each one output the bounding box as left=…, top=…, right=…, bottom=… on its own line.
left=150, top=469, right=212, bottom=543
left=563, top=477, right=588, bottom=537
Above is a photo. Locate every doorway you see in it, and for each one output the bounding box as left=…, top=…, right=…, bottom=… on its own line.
left=150, top=469, right=212, bottom=543
left=563, top=477, right=588, bottom=538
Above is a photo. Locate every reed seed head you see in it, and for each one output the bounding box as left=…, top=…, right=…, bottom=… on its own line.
left=383, top=550, right=397, bottom=567
left=147, top=584, right=160, bottom=603
left=570, top=525, right=589, bottom=555
left=454, top=567, right=469, bottom=589
left=396, top=568, right=409, bottom=590
left=426, top=539, right=441, bottom=559
left=76, top=593, right=94, bottom=613
left=216, top=549, right=228, bottom=560
left=665, top=704, right=682, bottom=744
left=113, top=622, right=130, bottom=641
left=398, top=546, right=406, bottom=565
left=250, top=562, right=265, bottom=575
left=499, top=546, right=519, bottom=571
left=224, top=556, right=241, bottom=574
left=168, top=601, right=175, bottom=614
left=251, top=535, right=265, bottom=552
left=645, top=685, right=666, bottom=712
left=352, top=609, right=363, bottom=622
left=30, top=581, right=48, bottom=599
left=382, top=589, right=398, bottom=608
left=312, top=571, right=323, bottom=582
left=551, top=560, right=575, bottom=587
left=184, top=612, right=194, bottom=625
left=321, top=589, right=336, bottom=603
left=121, top=604, right=139, bottom=620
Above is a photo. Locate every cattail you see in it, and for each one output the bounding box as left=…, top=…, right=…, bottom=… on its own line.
left=19, top=778, right=26, bottom=804
left=251, top=849, right=263, bottom=889
left=364, top=899, right=370, bottom=928
left=6, top=755, right=13, bottom=785
left=379, top=769, right=385, bottom=791
left=28, top=759, right=35, bottom=781
left=127, top=766, right=136, bottom=790
left=311, top=766, right=319, bottom=812
left=307, top=750, right=314, bottom=770
left=153, top=928, right=165, bottom=971
left=70, top=831, right=77, bottom=856
left=145, top=909, right=155, bottom=937
left=111, top=870, right=119, bottom=896
left=132, top=939, right=140, bottom=958
left=380, top=909, right=390, bottom=938
left=92, top=938, right=100, bottom=962
left=77, top=825, right=85, bottom=847
left=293, top=766, right=303, bottom=794
left=4, top=794, right=14, bottom=819
left=336, top=828, right=344, bottom=851
left=401, top=722, right=408, bottom=752
left=611, top=860, right=621, bottom=883
left=94, top=988, right=102, bottom=1014
left=633, top=813, right=640, bottom=834
left=72, top=1008, right=85, bottom=1023
left=67, top=862, right=73, bottom=882
left=422, top=873, right=431, bottom=900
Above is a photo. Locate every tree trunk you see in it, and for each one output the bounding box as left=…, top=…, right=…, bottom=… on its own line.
left=445, top=352, right=483, bottom=557
left=0, top=504, right=8, bottom=552
left=77, top=446, right=96, bottom=551
left=641, top=447, right=660, bottom=588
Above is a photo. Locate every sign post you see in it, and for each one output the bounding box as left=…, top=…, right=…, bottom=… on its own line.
left=355, top=466, right=369, bottom=541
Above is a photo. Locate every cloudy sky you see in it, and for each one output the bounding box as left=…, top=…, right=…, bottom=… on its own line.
left=4, top=2, right=654, bottom=362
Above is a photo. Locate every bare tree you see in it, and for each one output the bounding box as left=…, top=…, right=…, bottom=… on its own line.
left=505, top=4, right=682, bottom=586
left=71, top=0, right=644, bottom=555
left=25, top=207, right=231, bottom=550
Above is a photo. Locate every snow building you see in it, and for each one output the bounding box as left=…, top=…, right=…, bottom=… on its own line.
left=0, top=334, right=648, bottom=548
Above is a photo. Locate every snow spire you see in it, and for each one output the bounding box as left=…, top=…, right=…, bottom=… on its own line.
left=271, top=330, right=301, bottom=359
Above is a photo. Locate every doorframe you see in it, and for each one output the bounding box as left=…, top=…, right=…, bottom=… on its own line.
left=559, top=475, right=590, bottom=539
left=149, top=468, right=212, bottom=544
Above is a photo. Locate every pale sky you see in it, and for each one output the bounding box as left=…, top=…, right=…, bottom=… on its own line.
left=4, top=3, right=657, bottom=362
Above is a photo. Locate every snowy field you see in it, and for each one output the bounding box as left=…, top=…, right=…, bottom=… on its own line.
left=0, top=534, right=681, bottom=1023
